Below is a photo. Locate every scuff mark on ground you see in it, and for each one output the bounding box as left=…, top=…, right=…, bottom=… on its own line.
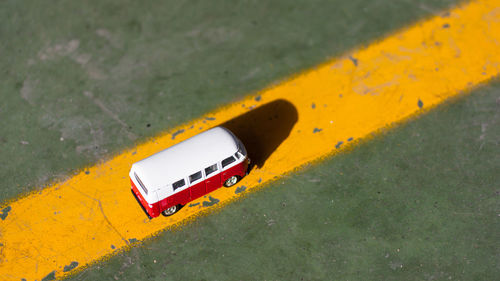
left=74, top=53, right=91, bottom=65
left=19, top=78, right=39, bottom=105
left=69, top=186, right=129, bottom=246
left=96, top=28, right=122, bottom=49
left=202, top=196, right=219, bottom=207
left=82, top=91, right=137, bottom=140
left=240, top=67, right=261, bottom=81
left=353, top=76, right=400, bottom=95
left=38, top=39, right=79, bottom=61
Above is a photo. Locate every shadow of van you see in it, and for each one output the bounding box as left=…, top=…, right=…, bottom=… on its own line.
left=219, top=99, right=298, bottom=170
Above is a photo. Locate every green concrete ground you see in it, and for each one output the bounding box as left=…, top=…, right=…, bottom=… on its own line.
left=2, top=0, right=499, bottom=280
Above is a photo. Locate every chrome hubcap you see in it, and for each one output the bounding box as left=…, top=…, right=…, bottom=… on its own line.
left=163, top=206, right=176, bottom=215
left=227, top=176, right=237, bottom=186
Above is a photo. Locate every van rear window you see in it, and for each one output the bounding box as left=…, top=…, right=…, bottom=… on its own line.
left=222, top=156, right=236, bottom=168
left=173, top=179, right=186, bottom=191
left=134, top=172, right=148, bottom=195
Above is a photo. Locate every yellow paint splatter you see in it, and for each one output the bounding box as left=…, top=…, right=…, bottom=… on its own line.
left=1, top=0, right=500, bottom=279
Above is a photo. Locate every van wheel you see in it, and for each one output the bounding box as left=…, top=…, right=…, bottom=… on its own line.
left=162, top=205, right=178, bottom=216
left=224, top=176, right=239, bottom=187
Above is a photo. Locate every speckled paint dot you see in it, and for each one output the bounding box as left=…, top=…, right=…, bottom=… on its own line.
left=128, top=238, right=138, bottom=244
left=348, top=56, right=358, bottom=66
left=85, top=170, right=90, bottom=175
left=313, top=128, right=322, bottom=133
left=171, top=129, right=185, bottom=140
left=335, top=141, right=343, bottom=149
left=189, top=202, right=200, bottom=207
left=0, top=206, right=11, bottom=220
left=255, top=95, right=261, bottom=101
left=347, top=137, right=353, bottom=142
left=205, top=117, right=216, bottom=121
left=443, top=23, right=450, bottom=28
left=418, top=99, right=424, bottom=109
left=111, top=244, right=116, bottom=249
left=235, top=185, right=247, bottom=194
left=311, top=103, right=316, bottom=109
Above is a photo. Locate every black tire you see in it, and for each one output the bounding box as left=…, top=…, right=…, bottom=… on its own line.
left=162, top=205, right=178, bottom=216
left=223, top=175, right=240, bottom=187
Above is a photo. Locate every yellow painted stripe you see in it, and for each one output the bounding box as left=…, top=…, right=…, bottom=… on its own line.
left=2, top=0, right=500, bottom=279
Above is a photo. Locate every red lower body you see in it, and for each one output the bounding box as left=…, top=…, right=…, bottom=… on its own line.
left=131, top=158, right=249, bottom=218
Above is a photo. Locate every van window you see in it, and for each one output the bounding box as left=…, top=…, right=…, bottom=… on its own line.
left=134, top=172, right=148, bottom=195
left=189, top=171, right=202, bottom=183
left=172, top=179, right=186, bottom=191
left=222, top=156, right=236, bottom=168
left=205, top=164, right=218, bottom=176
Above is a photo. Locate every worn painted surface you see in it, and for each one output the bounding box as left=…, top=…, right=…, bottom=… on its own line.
left=1, top=0, right=500, bottom=279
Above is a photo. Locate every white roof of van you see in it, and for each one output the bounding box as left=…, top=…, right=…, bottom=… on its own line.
left=131, top=127, right=239, bottom=191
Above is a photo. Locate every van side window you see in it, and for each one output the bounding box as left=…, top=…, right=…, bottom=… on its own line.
left=205, top=164, right=218, bottom=176
left=189, top=171, right=202, bottom=183
left=172, top=179, right=186, bottom=191
left=222, top=156, right=236, bottom=168
left=234, top=152, right=240, bottom=159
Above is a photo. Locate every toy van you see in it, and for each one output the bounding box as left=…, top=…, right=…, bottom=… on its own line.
left=129, top=126, right=249, bottom=218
